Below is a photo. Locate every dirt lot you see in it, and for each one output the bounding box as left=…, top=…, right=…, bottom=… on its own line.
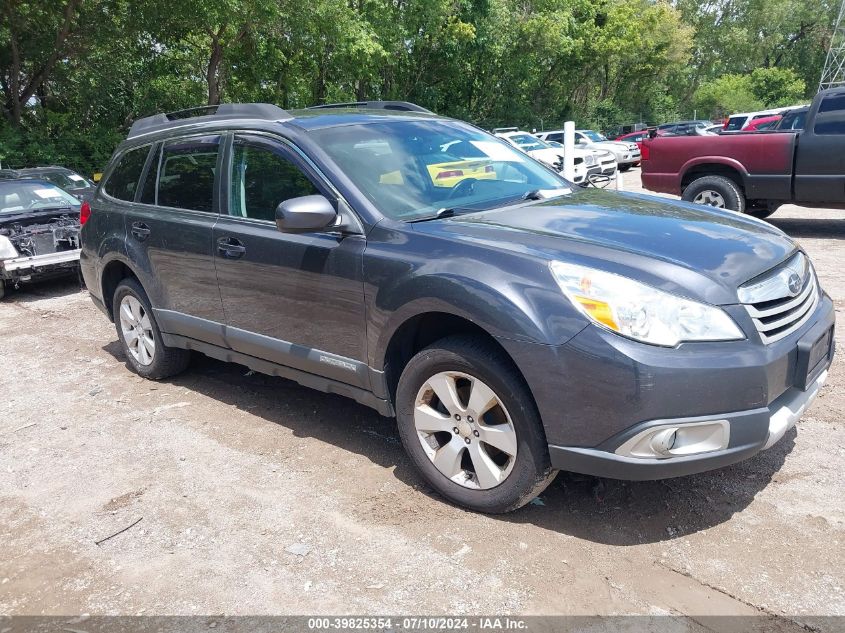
left=1, top=171, right=843, bottom=626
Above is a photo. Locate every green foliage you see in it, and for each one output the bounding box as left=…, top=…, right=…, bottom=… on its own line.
left=750, top=67, right=807, bottom=107
left=0, top=0, right=839, bottom=173
left=694, top=75, right=763, bottom=119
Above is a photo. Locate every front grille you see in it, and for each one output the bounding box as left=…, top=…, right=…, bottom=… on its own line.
left=741, top=254, right=819, bottom=344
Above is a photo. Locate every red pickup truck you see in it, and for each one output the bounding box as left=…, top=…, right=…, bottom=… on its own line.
left=641, top=87, right=845, bottom=218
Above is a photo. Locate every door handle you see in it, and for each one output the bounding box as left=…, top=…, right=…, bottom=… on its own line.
left=217, top=236, right=246, bottom=259
left=130, top=222, right=151, bottom=241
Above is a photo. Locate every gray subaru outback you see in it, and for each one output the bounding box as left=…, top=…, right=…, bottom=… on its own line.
left=80, top=102, right=835, bottom=513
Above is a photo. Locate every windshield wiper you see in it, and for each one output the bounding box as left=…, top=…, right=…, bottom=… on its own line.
left=407, top=207, right=461, bottom=223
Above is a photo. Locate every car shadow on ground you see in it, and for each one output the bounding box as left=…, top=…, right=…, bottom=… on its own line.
left=769, top=216, right=845, bottom=239
left=101, top=344, right=792, bottom=547
left=2, top=274, right=84, bottom=303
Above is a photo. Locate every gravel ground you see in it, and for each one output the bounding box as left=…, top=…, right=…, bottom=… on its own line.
left=1, top=169, right=843, bottom=626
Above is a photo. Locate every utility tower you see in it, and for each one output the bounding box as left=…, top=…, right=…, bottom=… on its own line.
left=820, top=0, right=845, bottom=91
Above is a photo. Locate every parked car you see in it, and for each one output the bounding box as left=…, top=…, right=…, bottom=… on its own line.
left=0, top=179, right=85, bottom=298
left=538, top=129, right=641, bottom=171
left=493, top=128, right=611, bottom=184
left=776, top=106, right=808, bottom=131
left=641, top=87, right=845, bottom=218
left=15, top=166, right=97, bottom=201
left=722, top=109, right=787, bottom=132
left=744, top=115, right=782, bottom=132
left=614, top=130, right=647, bottom=151
left=81, top=101, right=834, bottom=513
left=704, top=124, right=725, bottom=135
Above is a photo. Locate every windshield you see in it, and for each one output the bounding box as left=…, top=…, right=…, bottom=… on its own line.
left=0, top=181, right=81, bottom=215
left=580, top=130, right=606, bottom=142
left=778, top=110, right=807, bottom=130
left=21, top=171, right=92, bottom=190
left=507, top=133, right=550, bottom=152
left=310, top=120, right=569, bottom=221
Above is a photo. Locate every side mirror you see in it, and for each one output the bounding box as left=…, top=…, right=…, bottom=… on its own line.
left=275, top=194, right=337, bottom=233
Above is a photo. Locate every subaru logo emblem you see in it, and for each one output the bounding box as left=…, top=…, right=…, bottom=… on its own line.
left=787, top=272, right=802, bottom=296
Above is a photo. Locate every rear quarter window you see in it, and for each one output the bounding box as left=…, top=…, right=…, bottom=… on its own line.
left=813, top=94, right=845, bottom=135
left=104, top=146, right=152, bottom=202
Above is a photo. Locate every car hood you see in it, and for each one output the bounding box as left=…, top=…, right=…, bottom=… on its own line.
left=412, top=189, right=797, bottom=305
left=526, top=148, right=564, bottom=165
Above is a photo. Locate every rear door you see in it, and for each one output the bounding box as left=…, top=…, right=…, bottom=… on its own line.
left=212, top=133, right=369, bottom=388
left=124, top=134, right=227, bottom=345
left=794, top=92, right=845, bottom=203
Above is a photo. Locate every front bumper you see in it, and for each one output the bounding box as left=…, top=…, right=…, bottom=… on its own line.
left=0, top=249, right=80, bottom=279
left=548, top=367, right=828, bottom=480
left=497, top=292, right=835, bottom=480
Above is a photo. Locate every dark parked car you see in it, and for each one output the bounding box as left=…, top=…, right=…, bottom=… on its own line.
left=642, top=87, right=845, bottom=218
left=775, top=106, right=809, bottom=131
left=14, top=166, right=96, bottom=201
left=81, top=102, right=834, bottom=513
left=0, top=179, right=85, bottom=298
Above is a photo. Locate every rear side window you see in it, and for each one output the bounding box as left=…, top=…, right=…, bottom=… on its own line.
left=813, top=94, right=845, bottom=135
left=104, top=146, right=151, bottom=202
left=157, top=135, right=220, bottom=212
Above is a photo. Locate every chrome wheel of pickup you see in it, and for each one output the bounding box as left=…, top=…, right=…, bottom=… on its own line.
left=693, top=189, right=726, bottom=208
left=413, top=371, right=517, bottom=489
left=119, top=295, right=155, bottom=366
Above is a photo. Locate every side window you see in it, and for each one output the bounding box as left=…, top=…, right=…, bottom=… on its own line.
left=139, top=144, right=161, bottom=205
left=547, top=133, right=563, bottom=143
left=813, top=94, right=845, bottom=135
left=104, top=145, right=150, bottom=202
left=229, top=137, right=320, bottom=222
left=157, top=135, right=220, bottom=212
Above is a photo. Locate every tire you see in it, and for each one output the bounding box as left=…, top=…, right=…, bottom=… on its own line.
left=0, top=280, right=5, bottom=301
left=682, top=175, right=745, bottom=213
left=112, top=277, right=191, bottom=380
left=619, top=164, right=632, bottom=172
left=395, top=335, right=557, bottom=513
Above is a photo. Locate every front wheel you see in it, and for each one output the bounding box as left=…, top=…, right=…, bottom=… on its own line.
left=395, top=336, right=557, bottom=513
left=618, top=164, right=632, bottom=172
left=682, top=175, right=746, bottom=213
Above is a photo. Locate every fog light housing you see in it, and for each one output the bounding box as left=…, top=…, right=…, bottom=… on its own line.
left=615, top=420, right=730, bottom=459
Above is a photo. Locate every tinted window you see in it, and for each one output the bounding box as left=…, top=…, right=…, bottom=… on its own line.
left=230, top=138, right=319, bottom=222
left=104, top=146, right=150, bottom=201
left=778, top=109, right=807, bottom=130
left=814, top=94, right=845, bottom=135
left=157, top=135, right=220, bottom=212
left=818, top=94, right=845, bottom=113
left=139, top=144, right=161, bottom=205
left=725, top=116, right=748, bottom=131
left=546, top=132, right=563, bottom=143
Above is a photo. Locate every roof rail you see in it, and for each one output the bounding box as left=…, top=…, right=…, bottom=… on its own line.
left=128, top=103, right=291, bottom=139
left=306, top=100, right=433, bottom=114
left=491, top=127, right=519, bottom=133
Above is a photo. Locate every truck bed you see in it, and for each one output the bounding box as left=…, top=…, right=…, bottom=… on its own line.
left=641, top=132, right=797, bottom=200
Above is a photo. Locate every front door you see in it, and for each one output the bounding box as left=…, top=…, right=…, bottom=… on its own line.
left=213, top=133, right=369, bottom=388
left=794, top=92, right=845, bottom=203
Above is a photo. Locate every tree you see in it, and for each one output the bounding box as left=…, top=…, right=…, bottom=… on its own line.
left=750, top=67, right=806, bottom=107
left=694, top=74, right=763, bottom=119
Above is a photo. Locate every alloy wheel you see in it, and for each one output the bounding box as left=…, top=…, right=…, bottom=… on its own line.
left=119, top=295, right=155, bottom=366
left=413, top=371, right=518, bottom=489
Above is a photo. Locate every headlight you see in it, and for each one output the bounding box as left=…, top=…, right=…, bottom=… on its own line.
left=550, top=261, right=744, bottom=346
left=0, top=235, right=19, bottom=260
left=584, top=154, right=596, bottom=166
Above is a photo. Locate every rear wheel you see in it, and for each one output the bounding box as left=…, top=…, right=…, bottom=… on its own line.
left=682, top=175, right=745, bottom=213
left=395, top=336, right=557, bottom=513
left=112, top=278, right=191, bottom=380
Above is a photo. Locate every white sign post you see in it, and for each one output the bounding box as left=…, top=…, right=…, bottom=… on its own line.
left=562, top=121, right=575, bottom=182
